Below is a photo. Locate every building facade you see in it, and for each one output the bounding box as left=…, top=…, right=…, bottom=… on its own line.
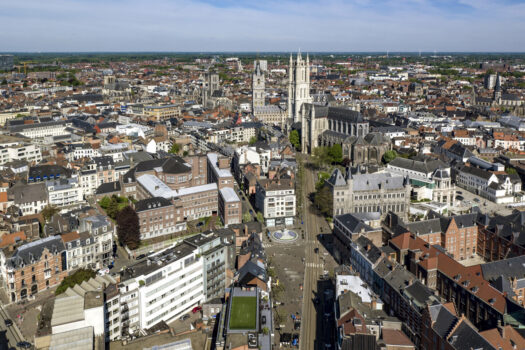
left=255, top=177, right=296, bottom=227
left=326, top=169, right=411, bottom=218
left=3, top=236, right=67, bottom=302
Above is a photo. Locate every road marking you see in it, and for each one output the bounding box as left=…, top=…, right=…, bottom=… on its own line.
left=305, top=263, right=324, bottom=268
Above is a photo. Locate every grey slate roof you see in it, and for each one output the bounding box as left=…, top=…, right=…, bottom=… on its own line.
left=335, top=213, right=376, bottom=233
left=447, top=320, right=496, bottom=350
left=8, top=236, right=65, bottom=269
left=9, top=182, right=47, bottom=204
left=459, top=165, right=494, bottom=180
left=389, top=157, right=448, bottom=174
left=350, top=172, right=406, bottom=191
left=428, top=304, right=458, bottom=339
left=480, top=255, right=525, bottom=282
left=135, top=197, right=172, bottom=212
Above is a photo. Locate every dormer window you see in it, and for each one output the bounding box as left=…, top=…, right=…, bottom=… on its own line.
left=86, top=239, right=90, bottom=245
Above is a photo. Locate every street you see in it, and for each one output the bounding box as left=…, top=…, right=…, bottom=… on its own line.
left=299, top=160, right=335, bottom=350
left=0, top=305, right=27, bottom=349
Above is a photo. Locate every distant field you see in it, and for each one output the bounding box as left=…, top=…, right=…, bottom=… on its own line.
left=229, top=296, right=257, bottom=330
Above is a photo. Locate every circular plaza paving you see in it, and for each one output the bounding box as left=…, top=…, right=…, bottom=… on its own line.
left=270, top=229, right=299, bottom=243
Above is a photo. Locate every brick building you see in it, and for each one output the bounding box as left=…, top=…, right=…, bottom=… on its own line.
left=477, top=210, right=525, bottom=262
left=218, top=187, right=242, bottom=227
left=207, top=153, right=234, bottom=190
left=389, top=233, right=518, bottom=331
left=385, top=211, right=479, bottom=261
left=3, top=236, right=67, bottom=302
left=135, top=197, right=186, bottom=240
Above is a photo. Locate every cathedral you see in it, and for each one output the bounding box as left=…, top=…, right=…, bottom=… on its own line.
left=474, top=73, right=524, bottom=114
left=286, top=52, right=391, bottom=166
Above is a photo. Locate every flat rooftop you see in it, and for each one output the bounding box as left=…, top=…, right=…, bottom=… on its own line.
left=120, top=241, right=196, bottom=282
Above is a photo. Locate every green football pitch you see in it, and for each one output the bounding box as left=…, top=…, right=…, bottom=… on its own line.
left=229, top=296, right=257, bottom=330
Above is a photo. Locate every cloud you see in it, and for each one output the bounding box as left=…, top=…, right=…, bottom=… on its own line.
left=0, top=0, right=523, bottom=51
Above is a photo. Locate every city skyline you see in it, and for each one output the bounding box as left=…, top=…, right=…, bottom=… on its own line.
left=1, top=0, right=524, bottom=52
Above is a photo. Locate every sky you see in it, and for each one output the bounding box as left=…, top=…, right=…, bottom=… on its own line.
left=0, top=0, right=524, bottom=52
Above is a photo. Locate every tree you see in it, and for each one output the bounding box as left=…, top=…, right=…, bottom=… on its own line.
left=328, top=144, right=343, bottom=164
left=314, top=185, right=333, bottom=217
left=311, top=147, right=331, bottom=169
left=506, top=167, right=518, bottom=175
left=99, top=196, right=111, bottom=209
left=249, top=136, right=257, bottom=146
left=289, top=130, right=301, bottom=151
left=116, top=206, right=141, bottom=250
left=55, top=268, right=96, bottom=295
left=256, top=211, right=265, bottom=224
left=243, top=212, right=252, bottom=223
left=41, top=205, right=59, bottom=223
left=382, top=150, right=398, bottom=163
left=315, top=171, right=331, bottom=191
left=169, top=143, right=180, bottom=154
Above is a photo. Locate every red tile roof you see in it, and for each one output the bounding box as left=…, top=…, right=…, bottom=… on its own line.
left=391, top=233, right=507, bottom=314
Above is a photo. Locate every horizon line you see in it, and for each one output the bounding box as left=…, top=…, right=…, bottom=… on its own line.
left=2, top=51, right=525, bottom=55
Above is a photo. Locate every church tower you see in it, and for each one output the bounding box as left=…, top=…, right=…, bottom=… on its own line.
left=494, top=72, right=502, bottom=104
left=288, top=52, right=312, bottom=123
left=252, top=60, right=265, bottom=110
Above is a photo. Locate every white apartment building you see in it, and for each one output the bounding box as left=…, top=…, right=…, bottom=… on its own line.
left=65, top=144, right=101, bottom=161
left=99, top=143, right=130, bottom=162
left=255, top=178, right=296, bottom=227
left=227, top=123, right=259, bottom=144
left=46, top=177, right=84, bottom=207
left=78, top=166, right=98, bottom=197
left=10, top=121, right=69, bottom=139
left=9, top=182, right=48, bottom=215
left=119, top=242, right=205, bottom=332
left=0, top=142, right=42, bottom=165
left=457, top=165, right=522, bottom=204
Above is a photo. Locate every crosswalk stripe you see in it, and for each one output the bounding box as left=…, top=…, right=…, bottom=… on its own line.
left=305, top=263, right=324, bottom=268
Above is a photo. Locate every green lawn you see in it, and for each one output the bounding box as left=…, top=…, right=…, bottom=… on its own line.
left=229, top=296, right=257, bottom=330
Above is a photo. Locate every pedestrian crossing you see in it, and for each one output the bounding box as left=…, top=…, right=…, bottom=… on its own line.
left=305, top=262, right=324, bottom=268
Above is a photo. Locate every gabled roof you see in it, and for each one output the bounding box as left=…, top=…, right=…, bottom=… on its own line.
left=8, top=236, right=65, bottom=269
left=327, top=168, right=347, bottom=187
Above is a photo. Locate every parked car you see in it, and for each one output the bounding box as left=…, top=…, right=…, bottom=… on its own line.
left=196, top=221, right=204, bottom=227
left=192, top=306, right=202, bottom=313
left=180, top=314, right=190, bottom=321
left=17, top=342, right=32, bottom=349
left=314, top=247, right=319, bottom=254
left=4, top=319, right=12, bottom=326
left=249, top=209, right=254, bottom=215
left=136, top=254, right=146, bottom=260
left=474, top=198, right=480, bottom=202
left=262, top=315, right=266, bottom=324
